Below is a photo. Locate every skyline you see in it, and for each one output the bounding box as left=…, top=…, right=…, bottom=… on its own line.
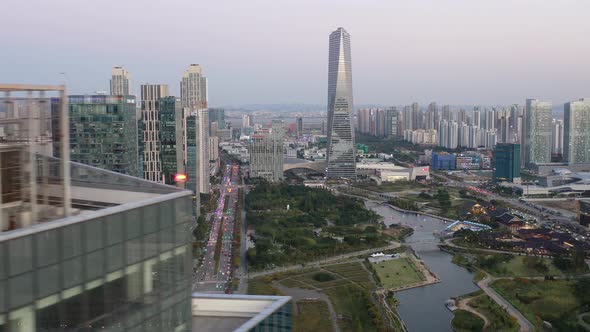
left=2, top=0, right=590, bottom=106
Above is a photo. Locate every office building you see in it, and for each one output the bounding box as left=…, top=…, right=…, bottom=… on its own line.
left=209, top=108, right=226, bottom=130
left=159, top=96, right=185, bottom=185
left=180, top=64, right=208, bottom=109
left=564, top=99, right=590, bottom=164
left=326, top=27, right=356, bottom=179
left=249, top=122, right=284, bottom=182
left=110, top=66, right=131, bottom=95
left=185, top=109, right=210, bottom=195
left=67, top=95, right=139, bottom=177
left=523, top=99, right=552, bottom=167
left=0, top=84, right=193, bottom=332
left=140, top=84, right=169, bottom=182
left=432, top=152, right=456, bottom=170
left=493, top=143, right=521, bottom=183
left=296, top=117, right=303, bottom=138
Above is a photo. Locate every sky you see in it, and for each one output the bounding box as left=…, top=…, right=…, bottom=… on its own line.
left=1, top=0, right=589, bottom=107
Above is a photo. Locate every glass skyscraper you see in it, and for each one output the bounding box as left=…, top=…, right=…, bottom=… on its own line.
left=159, top=97, right=185, bottom=185
left=493, top=143, right=521, bottom=183
left=523, top=99, right=552, bottom=167
left=326, top=27, right=356, bottom=179
left=66, top=95, right=139, bottom=177
left=564, top=99, right=590, bottom=164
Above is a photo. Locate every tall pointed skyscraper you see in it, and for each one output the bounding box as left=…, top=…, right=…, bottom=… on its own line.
left=326, top=27, right=356, bottom=179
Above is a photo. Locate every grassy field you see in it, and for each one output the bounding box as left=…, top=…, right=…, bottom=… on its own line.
left=323, top=285, right=378, bottom=332
left=468, top=295, right=518, bottom=332
left=248, top=278, right=283, bottom=295
left=372, top=258, right=425, bottom=289
left=486, top=256, right=564, bottom=277
left=293, top=301, right=334, bottom=332
left=451, top=309, right=485, bottom=332
left=273, top=262, right=381, bottom=332
left=491, top=278, right=582, bottom=329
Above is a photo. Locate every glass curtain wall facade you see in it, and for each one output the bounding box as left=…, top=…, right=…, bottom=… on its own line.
left=523, top=99, right=552, bottom=167
left=564, top=99, right=590, bottom=164
left=493, top=143, right=521, bottom=182
left=326, top=27, right=356, bottom=180
left=67, top=95, right=139, bottom=177
left=0, top=194, right=193, bottom=332
left=185, top=115, right=201, bottom=219
left=159, top=97, right=185, bottom=185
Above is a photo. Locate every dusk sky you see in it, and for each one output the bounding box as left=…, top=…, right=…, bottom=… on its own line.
left=2, top=0, right=589, bottom=107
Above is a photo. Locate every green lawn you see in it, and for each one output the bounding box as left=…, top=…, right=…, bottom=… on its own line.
left=451, top=310, right=485, bottom=332
left=491, top=279, right=582, bottom=328
left=248, top=278, right=283, bottom=295
left=372, top=258, right=425, bottom=289
left=293, top=301, right=334, bottom=332
left=323, top=285, right=379, bottom=332
left=269, top=262, right=381, bottom=332
left=487, top=256, right=563, bottom=277
left=468, top=295, right=518, bottom=332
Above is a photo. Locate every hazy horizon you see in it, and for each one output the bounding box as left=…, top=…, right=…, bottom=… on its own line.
left=2, top=0, right=589, bottom=106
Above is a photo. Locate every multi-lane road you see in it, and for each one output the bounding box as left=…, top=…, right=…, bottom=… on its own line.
left=194, top=163, right=240, bottom=293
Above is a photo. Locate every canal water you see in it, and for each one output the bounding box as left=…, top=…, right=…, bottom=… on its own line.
left=366, top=201, right=479, bottom=332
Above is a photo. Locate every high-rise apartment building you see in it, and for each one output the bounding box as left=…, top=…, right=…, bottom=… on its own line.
left=523, top=99, right=552, bottom=167
left=296, top=117, right=303, bottom=138
left=110, top=66, right=131, bottom=95
left=426, top=102, right=438, bottom=130
left=551, top=119, right=564, bottom=157
left=181, top=65, right=210, bottom=195
left=242, top=114, right=253, bottom=128
left=249, top=121, right=284, bottom=182
left=411, top=102, right=422, bottom=130
left=493, top=143, right=521, bottom=183
left=564, top=98, right=590, bottom=164
left=326, top=27, right=356, bottom=179
left=67, top=95, right=139, bottom=176
left=180, top=64, right=208, bottom=109
left=140, top=84, right=169, bottom=182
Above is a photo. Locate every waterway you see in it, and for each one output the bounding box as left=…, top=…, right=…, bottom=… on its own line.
left=365, top=201, right=479, bottom=332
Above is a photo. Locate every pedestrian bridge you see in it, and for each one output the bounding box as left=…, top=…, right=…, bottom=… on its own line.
left=283, top=161, right=327, bottom=174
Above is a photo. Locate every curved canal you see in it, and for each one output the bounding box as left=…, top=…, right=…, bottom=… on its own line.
left=365, top=201, right=478, bottom=332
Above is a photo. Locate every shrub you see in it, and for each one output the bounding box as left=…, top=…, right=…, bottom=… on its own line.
left=313, top=272, right=335, bottom=282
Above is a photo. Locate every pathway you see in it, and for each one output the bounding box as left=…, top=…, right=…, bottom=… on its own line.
left=477, top=276, right=534, bottom=332
left=249, top=242, right=401, bottom=278
left=456, top=296, right=490, bottom=330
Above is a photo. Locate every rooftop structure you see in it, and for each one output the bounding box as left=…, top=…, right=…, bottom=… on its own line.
left=191, top=293, right=292, bottom=332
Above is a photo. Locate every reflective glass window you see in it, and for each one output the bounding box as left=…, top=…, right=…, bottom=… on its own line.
left=8, top=237, right=32, bottom=276
left=36, top=230, right=59, bottom=267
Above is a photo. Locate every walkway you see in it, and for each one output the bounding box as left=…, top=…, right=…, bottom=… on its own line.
left=477, top=277, right=534, bottom=332
left=456, top=297, right=490, bottom=330
left=249, top=242, right=401, bottom=278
